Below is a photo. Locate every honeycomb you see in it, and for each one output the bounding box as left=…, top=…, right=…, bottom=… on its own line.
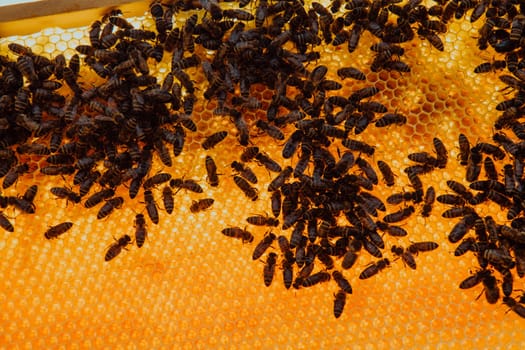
left=1, top=1, right=525, bottom=349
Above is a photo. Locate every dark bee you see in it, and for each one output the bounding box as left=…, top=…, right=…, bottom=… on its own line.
left=459, top=269, right=491, bottom=289
left=268, top=166, right=293, bottom=192
left=231, top=161, right=258, bottom=184
left=302, top=271, right=331, bottom=287
left=349, top=86, right=380, bottom=102
left=84, top=189, right=115, bottom=209
left=50, top=187, right=81, bottom=204
left=240, top=146, right=260, bottom=162
left=104, top=234, right=132, bottom=262
left=359, top=258, right=390, bottom=279
left=233, top=175, right=258, bottom=201
left=502, top=270, right=513, bottom=297
left=432, top=137, right=447, bottom=168
left=408, top=152, right=438, bottom=167
left=377, top=160, right=395, bottom=186
left=500, top=225, right=525, bottom=244
left=252, top=232, right=277, bottom=260
left=474, top=61, right=506, bottom=73
left=2, top=164, right=30, bottom=189
left=458, top=133, right=470, bottom=166
left=255, top=120, right=284, bottom=140
left=270, top=191, right=281, bottom=218
left=144, top=190, right=159, bottom=225
left=0, top=212, right=14, bottom=232
left=97, top=197, right=124, bottom=220
left=247, top=215, right=279, bottom=227
left=44, top=222, right=73, bottom=240
left=22, top=185, right=38, bottom=203
left=332, top=271, right=352, bottom=294
left=446, top=180, right=473, bottom=201
left=221, top=227, right=254, bottom=243
left=407, top=241, right=439, bottom=254
left=421, top=186, right=435, bottom=217
left=337, top=67, right=366, bottom=80
left=282, top=130, right=304, bottom=159
left=418, top=27, right=444, bottom=51
left=205, top=155, right=219, bottom=187
left=356, top=157, right=378, bottom=185
left=282, top=259, right=294, bottom=290
left=391, top=245, right=416, bottom=269
left=201, top=131, right=228, bottom=150
left=375, top=113, right=407, bottom=127
left=480, top=271, right=500, bottom=304
left=263, top=252, right=278, bottom=287
left=437, top=194, right=466, bottom=206
left=143, top=173, right=172, bottom=189
left=386, top=191, right=419, bottom=205
left=255, top=152, right=282, bottom=173
left=376, top=221, right=408, bottom=237
left=472, top=142, right=505, bottom=160
left=342, top=138, right=375, bottom=156
left=383, top=206, right=415, bottom=223
left=170, top=178, right=203, bottom=193
left=454, top=237, right=476, bottom=256
left=333, top=289, right=347, bottom=319
left=189, top=198, right=215, bottom=213
left=503, top=296, right=525, bottom=319
left=448, top=214, right=476, bottom=243
left=108, top=15, right=133, bottom=29
left=162, top=186, right=174, bottom=214
left=134, top=214, right=147, bottom=248
left=484, top=157, right=498, bottom=180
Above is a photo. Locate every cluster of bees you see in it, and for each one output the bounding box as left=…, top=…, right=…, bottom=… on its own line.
left=1, top=0, right=525, bottom=319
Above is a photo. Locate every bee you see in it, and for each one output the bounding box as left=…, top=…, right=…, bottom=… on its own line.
left=50, top=187, right=81, bottom=204
left=162, top=186, right=174, bottom=214
left=247, top=214, right=279, bottom=227
left=407, top=241, right=439, bottom=254
left=240, top=146, right=260, bottom=162
left=356, top=157, right=378, bottom=185
left=503, top=296, right=525, bottom=319
left=421, top=186, right=435, bottom=217
left=205, top=156, right=219, bottom=187
left=270, top=191, right=282, bottom=218
left=263, top=252, right=278, bottom=287
left=383, top=206, right=415, bottom=223
left=201, top=131, right=228, bottom=150
left=302, top=271, right=331, bottom=287
left=502, top=270, right=513, bottom=297
left=108, top=15, right=133, bottom=29
left=472, top=142, right=505, bottom=160
left=349, top=86, right=380, bottom=102
left=18, top=142, right=50, bottom=155
left=134, top=214, right=147, bottom=248
left=255, top=152, right=282, bottom=173
left=374, top=113, right=407, bottom=127
left=437, top=194, right=467, bottom=207
left=255, top=120, right=284, bottom=140
left=500, top=225, right=525, bottom=244
left=252, top=232, right=277, bottom=260
left=474, top=61, right=506, bottom=73
left=359, top=258, right=390, bottom=279
left=104, top=234, right=132, bottom=262
left=391, top=245, right=416, bottom=269
left=84, top=189, right=115, bottom=208
left=2, top=164, right=30, bottom=189
left=446, top=180, right=473, bottom=201
left=386, top=191, right=419, bottom=205
left=223, top=9, right=254, bottom=20
left=8, top=43, right=32, bottom=56
left=418, top=27, right=444, bottom=51
left=408, top=152, right=438, bottom=167
left=97, top=197, right=124, bottom=220
left=332, top=271, right=352, bottom=294
left=233, top=175, right=258, bottom=201
left=44, top=222, right=74, bottom=240
left=22, top=185, right=38, bottom=203
left=143, top=173, right=172, bottom=189
left=376, top=160, right=395, bottom=186
left=144, top=190, right=159, bottom=225
left=282, top=259, right=294, bottom=290
left=231, top=161, right=258, bottom=184
left=454, top=237, right=476, bottom=256
left=16, top=55, right=38, bottom=82
left=484, top=157, right=498, bottom=180
left=333, top=290, right=347, bottom=319
left=337, top=67, right=366, bottom=80
left=282, top=130, right=304, bottom=159
left=342, top=139, right=375, bottom=156
left=189, top=198, right=215, bottom=213
left=170, top=178, right=203, bottom=193
left=376, top=221, right=407, bottom=237
left=459, top=269, right=491, bottom=289
left=221, top=227, right=254, bottom=243
left=0, top=212, right=14, bottom=232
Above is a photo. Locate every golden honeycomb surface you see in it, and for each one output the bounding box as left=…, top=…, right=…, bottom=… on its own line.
left=0, top=1, right=524, bottom=349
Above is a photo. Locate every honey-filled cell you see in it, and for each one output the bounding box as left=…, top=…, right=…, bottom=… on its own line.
left=1, top=0, right=525, bottom=348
